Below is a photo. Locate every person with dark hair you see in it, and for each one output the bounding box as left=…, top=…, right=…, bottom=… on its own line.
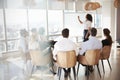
left=78, top=14, right=93, bottom=42
left=78, top=27, right=102, bottom=75
left=79, top=27, right=102, bottom=55
left=102, top=28, right=113, bottom=47
left=53, top=28, right=78, bottom=78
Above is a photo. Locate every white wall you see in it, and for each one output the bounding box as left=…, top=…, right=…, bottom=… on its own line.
left=102, top=0, right=116, bottom=41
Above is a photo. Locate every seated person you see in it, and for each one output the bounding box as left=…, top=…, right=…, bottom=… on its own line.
left=18, top=29, right=29, bottom=61
left=32, top=27, right=56, bottom=74
left=38, top=27, right=51, bottom=50
left=18, top=29, right=29, bottom=73
left=38, top=27, right=56, bottom=55
left=101, top=28, right=113, bottom=47
left=29, top=28, right=40, bottom=50
left=53, top=28, right=78, bottom=78
left=78, top=27, right=102, bottom=75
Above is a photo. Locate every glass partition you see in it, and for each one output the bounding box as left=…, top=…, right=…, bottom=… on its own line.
left=28, top=9, right=47, bottom=35
left=0, top=0, right=104, bottom=52
left=5, top=9, right=27, bottom=51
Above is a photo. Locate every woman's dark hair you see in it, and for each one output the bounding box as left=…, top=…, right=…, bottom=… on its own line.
left=103, top=28, right=112, bottom=45
left=86, top=14, right=93, bottom=22
left=62, top=28, right=69, bottom=38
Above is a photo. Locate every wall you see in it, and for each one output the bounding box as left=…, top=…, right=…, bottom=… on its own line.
left=102, top=1, right=111, bottom=29
left=111, top=0, right=116, bottom=41
left=117, top=7, right=120, bottom=41
left=102, top=0, right=116, bottom=41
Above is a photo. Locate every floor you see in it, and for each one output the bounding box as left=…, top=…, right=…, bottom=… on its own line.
left=0, top=47, right=120, bottom=80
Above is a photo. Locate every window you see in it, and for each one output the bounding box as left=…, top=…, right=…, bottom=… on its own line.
left=95, top=13, right=102, bottom=28
left=48, top=10, right=63, bottom=40
left=0, top=41, right=6, bottom=53
left=28, top=9, right=47, bottom=35
left=5, top=9, right=27, bottom=39
left=0, top=9, right=6, bottom=52
left=0, top=9, right=5, bottom=40
left=5, top=9, right=27, bottom=51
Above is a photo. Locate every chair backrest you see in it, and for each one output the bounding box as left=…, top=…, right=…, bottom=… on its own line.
left=100, top=46, right=111, bottom=60
left=85, top=49, right=101, bottom=65
left=30, top=50, right=52, bottom=66
left=56, top=50, right=76, bottom=68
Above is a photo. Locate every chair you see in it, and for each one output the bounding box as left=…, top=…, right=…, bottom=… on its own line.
left=56, top=50, right=77, bottom=80
left=77, top=49, right=101, bottom=78
left=100, top=46, right=112, bottom=73
left=29, top=49, right=54, bottom=74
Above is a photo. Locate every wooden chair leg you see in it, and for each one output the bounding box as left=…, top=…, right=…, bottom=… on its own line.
left=101, top=60, right=105, bottom=73
left=96, top=64, right=101, bottom=78
left=68, top=68, right=72, bottom=80
left=73, top=67, right=76, bottom=80
left=31, top=65, right=35, bottom=75
left=107, top=59, right=112, bottom=70
left=77, top=63, right=80, bottom=76
left=50, top=66, right=56, bottom=75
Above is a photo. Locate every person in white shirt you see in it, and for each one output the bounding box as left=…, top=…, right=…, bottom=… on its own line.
left=18, top=29, right=29, bottom=73
left=19, top=29, right=29, bottom=60
left=78, top=27, right=102, bottom=76
left=78, top=14, right=93, bottom=42
left=29, top=28, right=40, bottom=50
left=79, top=27, right=102, bottom=55
left=53, top=28, right=78, bottom=60
left=53, top=28, right=78, bottom=78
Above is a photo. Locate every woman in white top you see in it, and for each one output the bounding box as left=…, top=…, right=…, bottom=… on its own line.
left=78, top=14, right=93, bottom=42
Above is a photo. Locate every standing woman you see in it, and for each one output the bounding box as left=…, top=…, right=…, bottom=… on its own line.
left=78, top=14, right=93, bottom=42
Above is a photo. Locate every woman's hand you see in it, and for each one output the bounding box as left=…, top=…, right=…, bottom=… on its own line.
left=78, top=16, right=83, bottom=24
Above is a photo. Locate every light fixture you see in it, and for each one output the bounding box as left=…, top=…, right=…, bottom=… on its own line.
left=94, top=2, right=101, bottom=8
left=84, top=2, right=101, bottom=11
left=114, top=0, right=120, bottom=8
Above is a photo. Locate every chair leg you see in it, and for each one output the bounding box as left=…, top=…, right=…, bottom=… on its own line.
left=50, top=66, right=56, bottom=75
left=101, top=60, right=105, bottom=73
left=73, top=67, right=76, bottom=80
left=107, top=59, right=112, bottom=70
left=86, top=66, right=89, bottom=80
left=96, top=64, right=101, bottom=78
left=31, top=65, right=35, bottom=75
left=68, top=68, right=72, bottom=80
left=77, top=63, right=80, bottom=76
left=58, top=67, right=62, bottom=80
